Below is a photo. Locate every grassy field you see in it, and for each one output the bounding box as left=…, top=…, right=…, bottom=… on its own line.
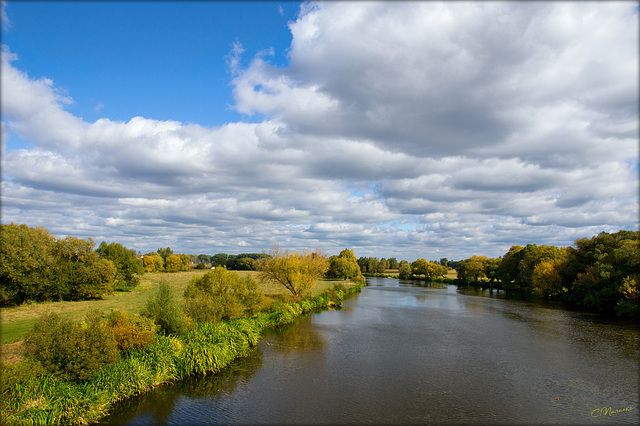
left=0, top=270, right=354, bottom=346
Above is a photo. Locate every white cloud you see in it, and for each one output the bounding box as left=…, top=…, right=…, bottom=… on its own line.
left=1, top=1, right=10, bottom=29
left=1, top=2, right=638, bottom=260
left=225, top=41, right=245, bottom=76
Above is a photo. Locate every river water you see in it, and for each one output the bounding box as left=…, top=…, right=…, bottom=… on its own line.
left=100, top=278, right=639, bottom=425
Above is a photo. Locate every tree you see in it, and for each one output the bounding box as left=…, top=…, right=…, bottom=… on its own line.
left=165, top=254, right=187, bottom=272
left=497, top=246, right=525, bottom=287
left=378, top=258, right=389, bottom=273
left=339, top=248, right=357, bottom=264
left=456, top=255, right=488, bottom=283
left=433, top=263, right=448, bottom=278
left=257, top=244, right=329, bottom=297
left=96, top=241, right=144, bottom=288
left=398, top=261, right=412, bottom=280
left=388, top=258, right=399, bottom=269
left=180, top=254, right=191, bottom=270
left=516, top=244, right=566, bottom=291
left=0, top=224, right=116, bottom=305
left=484, top=258, right=502, bottom=283
left=410, top=259, right=430, bottom=279
left=616, top=275, right=640, bottom=317
left=328, top=249, right=361, bottom=280
left=156, top=247, right=173, bottom=267
left=53, top=236, right=117, bottom=301
left=236, top=257, right=256, bottom=270
left=0, top=223, right=56, bottom=306
left=562, top=231, right=639, bottom=314
left=212, top=253, right=228, bottom=267
left=143, top=253, right=164, bottom=272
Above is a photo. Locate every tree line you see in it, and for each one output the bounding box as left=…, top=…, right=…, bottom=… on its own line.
left=0, top=224, right=364, bottom=307
left=0, top=224, right=144, bottom=307
left=455, top=230, right=639, bottom=317
left=189, top=253, right=271, bottom=271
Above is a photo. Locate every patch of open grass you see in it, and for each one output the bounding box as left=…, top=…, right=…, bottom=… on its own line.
left=0, top=270, right=356, bottom=344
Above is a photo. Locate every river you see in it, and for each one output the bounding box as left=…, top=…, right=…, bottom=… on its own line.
left=99, top=278, right=639, bottom=424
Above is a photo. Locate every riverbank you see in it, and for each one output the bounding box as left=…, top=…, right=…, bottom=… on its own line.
left=0, top=270, right=351, bottom=345
left=0, top=281, right=364, bottom=425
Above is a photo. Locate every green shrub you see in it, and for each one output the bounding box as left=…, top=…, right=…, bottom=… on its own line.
left=141, top=281, right=187, bottom=336
left=323, top=284, right=346, bottom=306
left=23, top=310, right=120, bottom=381
left=183, top=267, right=270, bottom=323
left=107, top=309, right=157, bottom=354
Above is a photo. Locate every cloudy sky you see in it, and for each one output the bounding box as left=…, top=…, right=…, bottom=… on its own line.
left=1, top=1, right=638, bottom=261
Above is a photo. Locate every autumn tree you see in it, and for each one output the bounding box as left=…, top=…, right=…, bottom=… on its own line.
left=143, top=253, right=164, bottom=272
left=562, top=231, right=639, bottom=314
left=410, top=259, right=430, bottom=279
left=257, top=244, right=329, bottom=297
left=456, top=255, right=488, bottom=283
left=165, top=254, right=187, bottom=272
left=496, top=246, right=525, bottom=288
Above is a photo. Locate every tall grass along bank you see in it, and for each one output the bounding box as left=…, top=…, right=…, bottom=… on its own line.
left=0, top=282, right=363, bottom=425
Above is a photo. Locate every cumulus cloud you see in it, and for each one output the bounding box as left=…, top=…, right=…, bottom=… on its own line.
left=1, top=2, right=638, bottom=260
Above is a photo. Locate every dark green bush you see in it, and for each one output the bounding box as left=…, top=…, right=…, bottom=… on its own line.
left=23, top=310, right=120, bottom=381
left=141, top=281, right=187, bottom=336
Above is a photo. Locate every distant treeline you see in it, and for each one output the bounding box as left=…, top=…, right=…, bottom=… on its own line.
left=2, top=223, right=636, bottom=317
left=454, top=230, right=639, bottom=317
left=188, top=253, right=271, bottom=271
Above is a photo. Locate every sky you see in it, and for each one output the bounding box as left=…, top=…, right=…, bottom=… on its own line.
left=1, top=1, right=638, bottom=261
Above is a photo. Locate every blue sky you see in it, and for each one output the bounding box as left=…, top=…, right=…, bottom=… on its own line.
left=1, top=1, right=638, bottom=260
left=2, top=1, right=299, bottom=132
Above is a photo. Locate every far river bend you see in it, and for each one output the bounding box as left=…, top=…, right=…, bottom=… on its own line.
left=99, top=277, right=639, bottom=425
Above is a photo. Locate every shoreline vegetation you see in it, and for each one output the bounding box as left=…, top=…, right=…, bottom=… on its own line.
left=1, top=231, right=366, bottom=425
left=1, top=224, right=637, bottom=424
left=1, top=279, right=364, bottom=425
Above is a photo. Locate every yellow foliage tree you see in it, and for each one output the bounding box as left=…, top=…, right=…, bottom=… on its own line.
left=257, top=244, right=329, bottom=297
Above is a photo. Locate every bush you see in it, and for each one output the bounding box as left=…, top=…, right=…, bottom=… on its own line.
left=183, top=268, right=270, bottom=323
left=107, top=309, right=157, bottom=354
left=23, top=310, right=120, bottom=381
left=141, top=281, right=188, bottom=336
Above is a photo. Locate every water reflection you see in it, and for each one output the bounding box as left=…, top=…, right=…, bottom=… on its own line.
left=100, top=278, right=639, bottom=425
left=263, top=315, right=326, bottom=353
left=98, top=349, right=264, bottom=425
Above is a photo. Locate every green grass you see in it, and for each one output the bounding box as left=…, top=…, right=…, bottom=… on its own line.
left=0, top=270, right=356, bottom=345
left=0, top=281, right=365, bottom=425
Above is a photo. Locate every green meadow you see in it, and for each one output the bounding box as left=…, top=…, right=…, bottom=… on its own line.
left=1, top=270, right=354, bottom=346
